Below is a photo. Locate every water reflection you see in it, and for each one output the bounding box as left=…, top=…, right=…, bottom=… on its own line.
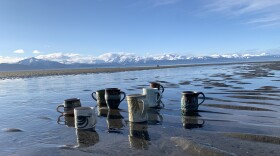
left=106, top=109, right=125, bottom=133
left=57, top=114, right=75, bottom=128
left=98, top=107, right=108, bottom=117
left=75, top=129, right=99, bottom=148
left=181, top=112, right=205, bottom=129
left=128, top=122, right=150, bottom=150
left=147, top=108, right=163, bottom=125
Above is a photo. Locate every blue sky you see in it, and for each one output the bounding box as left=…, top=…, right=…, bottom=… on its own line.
left=0, top=0, right=280, bottom=62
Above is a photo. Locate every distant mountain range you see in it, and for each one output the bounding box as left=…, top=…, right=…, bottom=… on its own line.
left=0, top=53, right=279, bottom=71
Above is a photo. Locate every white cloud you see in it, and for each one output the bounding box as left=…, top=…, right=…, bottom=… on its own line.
left=13, top=49, right=25, bottom=54
left=204, top=0, right=280, bottom=27
left=0, top=56, right=25, bottom=64
left=32, top=50, right=41, bottom=54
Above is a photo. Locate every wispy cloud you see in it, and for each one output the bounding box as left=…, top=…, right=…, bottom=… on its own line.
left=13, top=49, right=25, bottom=54
left=32, top=50, right=41, bottom=54
left=204, top=0, right=280, bottom=27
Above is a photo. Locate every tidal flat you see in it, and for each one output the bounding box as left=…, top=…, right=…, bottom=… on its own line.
left=0, top=61, right=279, bottom=156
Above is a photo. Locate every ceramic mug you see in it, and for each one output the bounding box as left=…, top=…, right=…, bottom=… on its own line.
left=127, top=94, right=147, bottom=123
left=181, top=91, right=205, bottom=112
left=143, top=88, right=162, bottom=108
left=74, top=107, right=97, bottom=130
left=105, top=88, right=126, bottom=109
left=75, top=129, right=99, bottom=148
left=57, top=114, right=75, bottom=127
left=128, top=122, right=150, bottom=150
left=91, top=89, right=107, bottom=107
left=150, top=82, right=164, bottom=93
left=107, top=109, right=125, bottom=133
left=56, top=98, right=81, bottom=115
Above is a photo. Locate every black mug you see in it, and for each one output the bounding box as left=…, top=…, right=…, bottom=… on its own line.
left=105, top=88, right=126, bottom=109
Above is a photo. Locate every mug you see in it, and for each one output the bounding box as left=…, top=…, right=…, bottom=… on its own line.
left=150, top=82, right=164, bottom=93
left=56, top=98, right=81, bottom=115
left=147, top=108, right=163, bottom=125
left=182, top=112, right=205, bottom=129
left=107, top=109, right=125, bottom=133
left=105, top=88, right=126, bottom=109
left=181, top=91, right=205, bottom=112
left=143, top=88, right=162, bottom=108
left=127, top=94, right=147, bottom=123
left=74, top=107, right=97, bottom=130
left=75, top=129, right=99, bottom=148
left=128, top=122, right=150, bottom=150
left=57, top=114, right=75, bottom=127
left=91, top=89, right=107, bottom=107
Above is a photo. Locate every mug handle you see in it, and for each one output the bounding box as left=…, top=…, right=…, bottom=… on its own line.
left=56, top=104, right=64, bottom=113
left=160, top=84, right=165, bottom=93
left=155, top=90, right=162, bottom=103
left=91, top=92, right=97, bottom=101
left=120, top=91, right=126, bottom=103
left=197, top=92, right=205, bottom=105
left=57, top=114, right=65, bottom=125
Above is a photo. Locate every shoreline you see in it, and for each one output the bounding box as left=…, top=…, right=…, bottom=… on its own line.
left=0, top=60, right=279, bottom=80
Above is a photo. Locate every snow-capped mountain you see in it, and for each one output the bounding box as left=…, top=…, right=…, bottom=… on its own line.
left=17, top=57, right=66, bottom=68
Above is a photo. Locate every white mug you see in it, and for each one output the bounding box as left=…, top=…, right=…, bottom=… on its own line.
left=143, top=88, right=162, bottom=108
left=74, top=107, right=97, bottom=130
left=127, top=94, right=147, bottom=123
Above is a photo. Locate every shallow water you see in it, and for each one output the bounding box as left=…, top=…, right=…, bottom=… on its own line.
left=0, top=62, right=280, bottom=155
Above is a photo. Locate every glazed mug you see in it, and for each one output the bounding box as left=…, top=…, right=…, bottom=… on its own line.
left=128, top=122, right=150, bottom=150
left=181, top=91, right=205, bottom=112
left=75, top=129, right=99, bottom=148
left=91, top=89, right=107, bottom=107
left=143, top=88, right=162, bottom=108
left=74, top=107, right=97, bottom=130
left=105, top=88, right=126, bottom=109
left=150, top=82, right=164, bottom=93
left=56, top=98, right=81, bottom=115
left=127, top=94, right=147, bottom=123
left=107, top=109, right=125, bottom=133
left=57, top=114, right=75, bottom=127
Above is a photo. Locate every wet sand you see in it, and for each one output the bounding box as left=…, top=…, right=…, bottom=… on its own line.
left=1, top=60, right=280, bottom=155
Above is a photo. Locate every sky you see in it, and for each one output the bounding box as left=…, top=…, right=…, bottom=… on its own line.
left=1, top=0, right=280, bottom=63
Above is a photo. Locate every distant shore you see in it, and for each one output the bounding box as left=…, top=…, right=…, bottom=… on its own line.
left=0, top=60, right=279, bottom=79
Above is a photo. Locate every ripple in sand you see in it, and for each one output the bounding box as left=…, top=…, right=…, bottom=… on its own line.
left=2, top=128, right=24, bottom=132
left=224, top=133, right=280, bottom=145
left=178, top=81, right=191, bottom=85
left=204, top=104, right=274, bottom=111
left=227, top=95, right=280, bottom=101
left=38, top=116, right=52, bottom=120
left=255, top=86, right=278, bottom=91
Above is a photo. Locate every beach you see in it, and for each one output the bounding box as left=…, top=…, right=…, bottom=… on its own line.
left=0, top=61, right=280, bottom=156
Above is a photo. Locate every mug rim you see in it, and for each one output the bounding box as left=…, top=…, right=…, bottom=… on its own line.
left=127, top=94, right=146, bottom=98
left=96, top=89, right=105, bottom=92
left=181, top=91, right=198, bottom=94
left=105, top=88, right=121, bottom=91
left=65, top=98, right=80, bottom=102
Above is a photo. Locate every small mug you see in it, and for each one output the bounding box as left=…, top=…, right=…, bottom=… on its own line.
left=150, top=82, right=164, bottom=93
left=74, top=107, right=97, bottom=130
left=127, top=94, right=147, bottom=123
left=143, top=88, right=162, bottom=108
left=107, top=109, right=125, bottom=133
left=181, top=91, right=205, bottom=112
left=57, top=114, right=75, bottom=127
left=75, top=129, right=99, bottom=148
left=105, top=88, right=126, bottom=109
left=56, top=98, right=81, bottom=115
left=91, top=89, right=107, bottom=107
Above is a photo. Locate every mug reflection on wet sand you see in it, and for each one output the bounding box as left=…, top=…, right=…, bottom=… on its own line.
left=56, top=98, right=81, bottom=115
left=107, top=109, right=125, bottom=133
left=57, top=114, right=75, bottom=127
left=128, top=122, right=150, bottom=150
left=75, top=129, right=99, bottom=148
left=98, top=107, right=108, bottom=117
left=147, top=108, right=163, bottom=125
left=181, top=112, right=205, bottom=129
